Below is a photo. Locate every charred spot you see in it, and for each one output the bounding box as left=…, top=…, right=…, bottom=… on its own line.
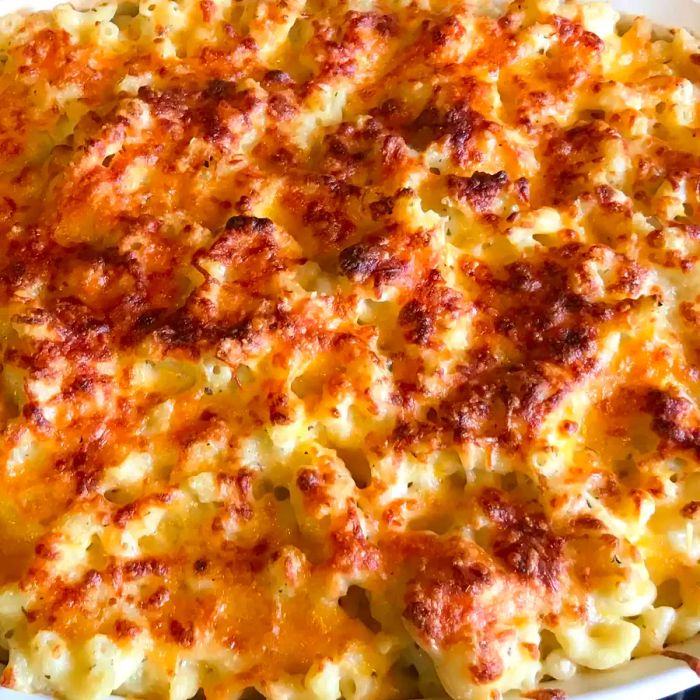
left=398, top=300, right=434, bottom=346
left=522, top=690, right=568, bottom=700
left=381, top=134, right=407, bottom=167
left=681, top=501, right=700, bottom=519
left=169, top=618, right=195, bottom=647
left=439, top=359, right=569, bottom=446
left=460, top=248, right=624, bottom=401
left=374, top=13, right=398, bottom=35
left=397, top=270, right=462, bottom=346
left=70, top=375, right=95, bottom=393
left=144, top=586, right=170, bottom=609
left=225, top=215, right=273, bottom=232
left=369, top=196, right=394, bottom=219
left=268, top=391, right=291, bottom=425
left=328, top=136, right=351, bottom=160
left=203, top=79, right=237, bottom=100
left=324, top=176, right=362, bottom=200
left=441, top=384, right=494, bottom=442
left=553, top=15, right=604, bottom=51
left=338, top=238, right=405, bottom=287
left=430, top=16, right=463, bottom=47
left=370, top=98, right=410, bottom=130
left=402, top=599, right=434, bottom=636
left=155, top=312, right=203, bottom=348
left=550, top=325, right=595, bottom=364
left=195, top=316, right=258, bottom=347
left=133, top=309, right=163, bottom=332
left=409, top=103, right=488, bottom=163
left=505, top=262, right=542, bottom=293
left=390, top=419, right=436, bottom=451
left=0, top=261, right=29, bottom=289
left=319, top=120, right=404, bottom=176
left=339, top=242, right=381, bottom=281
left=469, top=650, right=504, bottom=685
left=235, top=468, right=254, bottom=497
left=560, top=419, right=578, bottom=435
left=515, top=177, right=530, bottom=202
left=403, top=540, right=495, bottom=645
left=543, top=122, right=621, bottom=203
left=645, top=388, right=700, bottom=452
left=262, top=69, right=294, bottom=86
left=75, top=470, right=100, bottom=497
left=646, top=389, right=691, bottom=423
left=193, top=558, right=209, bottom=573
left=114, top=619, right=141, bottom=639
left=296, top=468, right=321, bottom=493
left=113, top=502, right=138, bottom=528
left=34, top=542, right=58, bottom=560
left=448, top=171, right=509, bottom=213
left=450, top=559, right=492, bottom=591
left=304, top=200, right=356, bottom=245
left=376, top=98, right=403, bottom=115
left=443, top=105, right=488, bottom=162
left=413, top=105, right=441, bottom=131
left=124, top=558, right=168, bottom=578
left=347, top=11, right=398, bottom=36
left=137, top=85, right=188, bottom=118
left=479, top=489, right=564, bottom=590
left=572, top=515, right=604, bottom=530
left=268, top=94, right=295, bottom=120
left=252, top=540, right=269, bottom=557
left=22, top=402, right=50, bottom=432
left=595, top=184, right=628, bottom=213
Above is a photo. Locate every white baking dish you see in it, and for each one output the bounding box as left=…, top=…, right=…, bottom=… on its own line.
left=1, top=0, right=700, bottom=698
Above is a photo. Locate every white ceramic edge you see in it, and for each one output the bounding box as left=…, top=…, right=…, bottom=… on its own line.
left=1, top=0, right=700, bottom=698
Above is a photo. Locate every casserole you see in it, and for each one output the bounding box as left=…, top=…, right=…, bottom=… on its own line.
left=1, top=0, right=700, bottom=699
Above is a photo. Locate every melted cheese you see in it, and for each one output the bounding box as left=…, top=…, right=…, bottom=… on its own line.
left=0, top=1, right=699, bottom=699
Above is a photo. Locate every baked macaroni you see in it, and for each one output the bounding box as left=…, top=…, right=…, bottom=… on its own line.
left=0, top=0, right=699, bottom=698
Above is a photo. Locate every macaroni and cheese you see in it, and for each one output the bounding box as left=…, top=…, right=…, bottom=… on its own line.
left=0, top=0, right=699, bottom=698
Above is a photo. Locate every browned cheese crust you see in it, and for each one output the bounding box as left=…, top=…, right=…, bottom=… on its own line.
left=0, top=1, right=699, bottom=699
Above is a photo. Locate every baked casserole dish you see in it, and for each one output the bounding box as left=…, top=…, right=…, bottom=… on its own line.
left=0, top=0, right=700, bottom=698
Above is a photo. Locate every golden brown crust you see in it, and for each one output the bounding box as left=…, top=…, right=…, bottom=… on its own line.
left=1, top=1, right=700, bottom=698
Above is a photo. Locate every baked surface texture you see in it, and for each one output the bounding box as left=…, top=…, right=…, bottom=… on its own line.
left=0, top=0, right=700, bottom=698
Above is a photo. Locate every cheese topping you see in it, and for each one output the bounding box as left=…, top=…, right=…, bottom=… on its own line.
left=0, top=0, right=699, bottom=699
